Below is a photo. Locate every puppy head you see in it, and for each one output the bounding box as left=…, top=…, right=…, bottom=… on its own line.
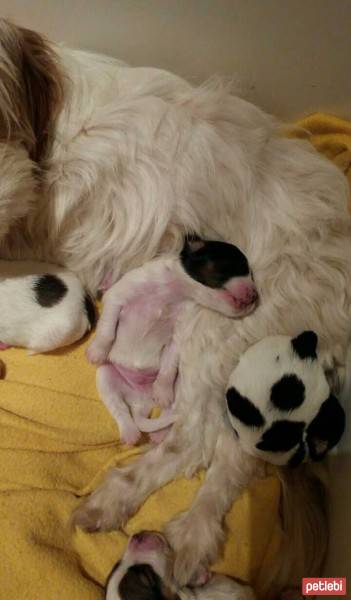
left=180, top=235, right=258, bottom=317
left=105, top=532, right=179, bottom=600
left=226, top=331, right=345, bottom=466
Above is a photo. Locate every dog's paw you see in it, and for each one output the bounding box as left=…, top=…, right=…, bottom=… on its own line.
left=165, top=509, right=222, bottom=587
left=86, top=341, right=108, bottom=365
left=71, top=472, right=130, bottom=532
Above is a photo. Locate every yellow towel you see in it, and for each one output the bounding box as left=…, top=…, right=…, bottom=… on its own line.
left=294, top=113, right=351, bottom=211
left=0, top=113, right=350, bottom=600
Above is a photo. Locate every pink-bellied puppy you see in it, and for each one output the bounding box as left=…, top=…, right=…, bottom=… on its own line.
left=87, top=237, right=258, bottom=444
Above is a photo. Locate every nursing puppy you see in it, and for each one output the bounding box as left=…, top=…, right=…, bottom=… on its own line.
left=0, top=261, right=95, bottom=353
left=105, top=531, right=255, bottom=600
left=88, top=238, right=257, bottom=444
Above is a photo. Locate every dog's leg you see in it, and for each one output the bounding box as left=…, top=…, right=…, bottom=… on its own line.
left=152, top=341, right=179, bottom=408
left=165, top=429, right=259, bottom=586
left=71, top=424, right=199, bottom=532
left=96, top=364, right=141, bottom=445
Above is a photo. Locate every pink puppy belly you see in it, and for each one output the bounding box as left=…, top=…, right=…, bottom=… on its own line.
left=111, top=363, right=158, bottom=391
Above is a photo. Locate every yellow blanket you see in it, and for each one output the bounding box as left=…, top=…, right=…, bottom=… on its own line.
left=1, top=112, right=350, bottom=600
left=294, top=113, right=351, bottom=210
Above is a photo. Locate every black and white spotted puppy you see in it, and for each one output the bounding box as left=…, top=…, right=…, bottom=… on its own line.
left=0, top=260, right=95, bottom=354
left=105, top=531, right=255, bottom=600
left=226, top=331, right=345, bottom=466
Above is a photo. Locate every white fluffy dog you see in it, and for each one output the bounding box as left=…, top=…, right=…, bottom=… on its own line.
left=0, top=19, right=350, bottom=596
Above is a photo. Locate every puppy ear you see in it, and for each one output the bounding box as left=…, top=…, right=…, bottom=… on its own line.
left=306, top=394, right=346, bottom=460
left=181, top=233, right=205, bottom=254
left=291, top=330, right=318, bottom=360
left=0, top=19, right=63, bottom=161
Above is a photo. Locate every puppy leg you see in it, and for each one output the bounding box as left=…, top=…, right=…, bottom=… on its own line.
left=165, top=429, right=259, bottom=586
left=96, top=364, right=141, bottom=445
left=72, top=425, right=197, bottom=532
left=152, top=341, right=179, bottom=408
left=87, top=296, right=122, bottom=364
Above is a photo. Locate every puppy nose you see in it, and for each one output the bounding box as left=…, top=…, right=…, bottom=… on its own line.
left=132, top=532, right=147, bottom=543
left=234, top=282, right=258, bottom=306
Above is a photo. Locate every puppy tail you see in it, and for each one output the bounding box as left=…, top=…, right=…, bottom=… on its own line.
left=260, top=463, right=328, bottom=599
left=133, top=410, right=176, bottom=433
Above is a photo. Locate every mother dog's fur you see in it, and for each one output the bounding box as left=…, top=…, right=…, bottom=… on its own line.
left=0, top=20, right=349, bottom=596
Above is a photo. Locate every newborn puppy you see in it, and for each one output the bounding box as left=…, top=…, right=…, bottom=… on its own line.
left=0, top=260, right=95, bottom=353
left=226, top=331, right=345, bottom=466
left=87, top=237, right=258, bottom=444
left=105, top=531, right=255, bottom=600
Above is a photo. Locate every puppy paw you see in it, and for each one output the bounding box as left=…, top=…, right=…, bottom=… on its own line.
left=71, top=471, right=131, bottom=532
left=152, top=381, right=174, bottom=409
left=86, top=341, right=109, bottom=365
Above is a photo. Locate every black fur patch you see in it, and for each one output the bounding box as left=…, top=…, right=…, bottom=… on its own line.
left=33, top=274, right=68, bottom=307
left=256, top=420, right=305, bottom=453
left=270, top=374, right=305, bottom=411
left=180, top=238, right=249, bottom=288
left=226, top=387, right=265, bottom=427
left=119, top=564, right=170, bottom=600
left=291, top=330, right=318, bottom=360
left=288, top=441, right=306, bottom=467
left=306, top=394, right=346, bottom=461
left=84, top=294, right=96, bottom=329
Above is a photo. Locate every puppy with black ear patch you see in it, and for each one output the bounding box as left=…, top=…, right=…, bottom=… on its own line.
left=87, top=235, right=258, bottom=445
left=105, top=531, right=255, bottom=600
left=0, top=260, right=95, bottom=354
left=226, top=331, right=345, bottom=466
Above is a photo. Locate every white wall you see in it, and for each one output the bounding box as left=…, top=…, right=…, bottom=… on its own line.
left=1, top=0, right=350, bottom=119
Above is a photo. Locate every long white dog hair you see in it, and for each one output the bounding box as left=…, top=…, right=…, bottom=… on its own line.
left=0, top=19, right=349, bottom=598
